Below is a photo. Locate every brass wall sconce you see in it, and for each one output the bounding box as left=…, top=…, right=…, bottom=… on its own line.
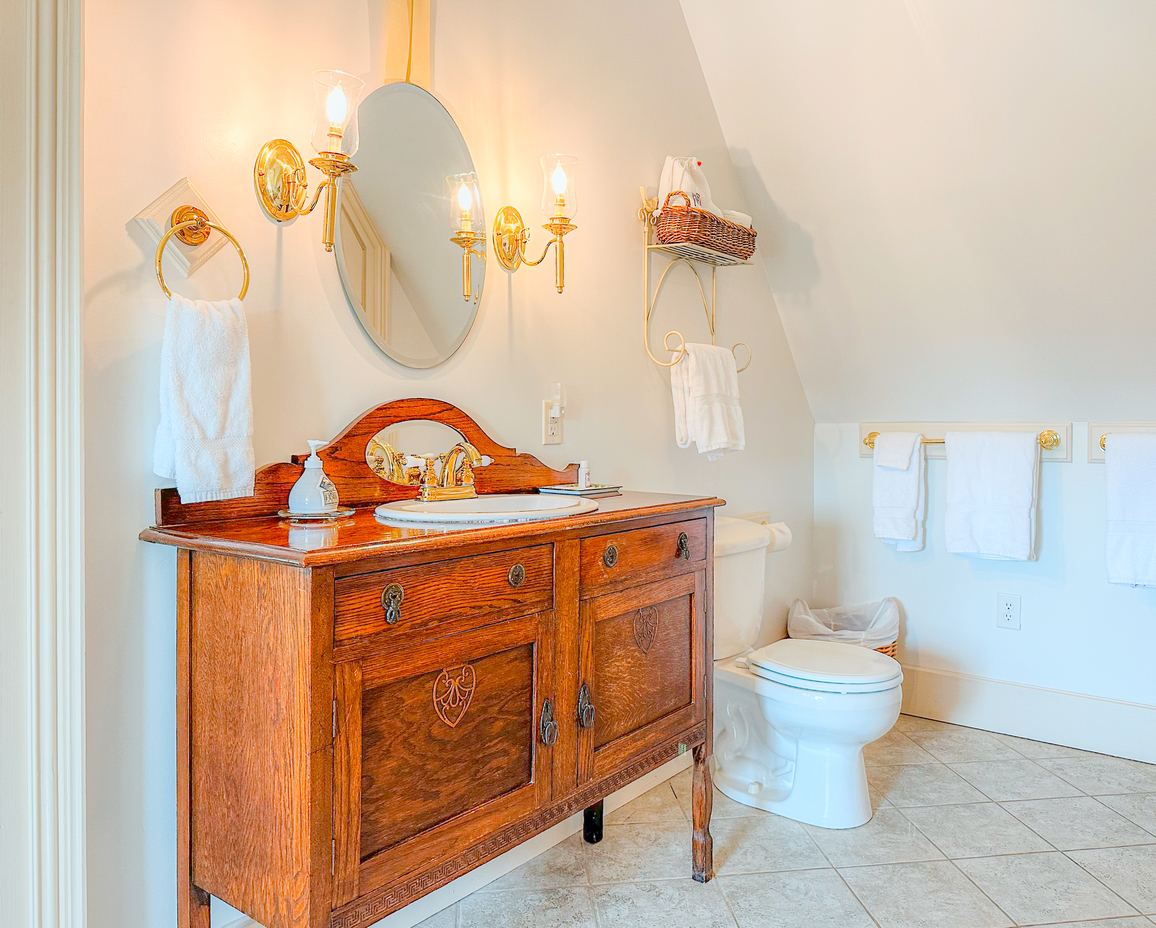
left=493, top=154, right=578, bottom=293
left=448, top=172, right=485, bottom=302
left=254, top=69, right=365, bottom=252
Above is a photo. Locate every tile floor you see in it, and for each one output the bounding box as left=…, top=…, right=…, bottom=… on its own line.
left=416, top=716, right=1156, bottom=928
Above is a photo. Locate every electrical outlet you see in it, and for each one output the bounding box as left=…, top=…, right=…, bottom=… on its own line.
left=542, top=400, right=562, bottom=445
left=997, top=593, right=1021, bottom=630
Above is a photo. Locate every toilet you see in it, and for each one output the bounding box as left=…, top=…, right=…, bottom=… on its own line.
left=712, top=517, right=903, bottom=829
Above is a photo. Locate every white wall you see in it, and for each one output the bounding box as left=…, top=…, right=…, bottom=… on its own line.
left=816, top=424, right=1156, bottom=757
left=681, top=0, right=1156, bottom=423
left=82, top=3, right=813, bottom=927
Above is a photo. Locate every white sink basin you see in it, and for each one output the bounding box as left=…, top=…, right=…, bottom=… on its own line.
left=375, top=494, right=599, bottom=524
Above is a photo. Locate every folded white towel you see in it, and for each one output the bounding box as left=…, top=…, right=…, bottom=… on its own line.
left=1106, top=433, right=1156, bottom=587
left=153, top=295, right=255, bottom=502
left=944, top=431, right=1039, bottom=560
left=671, top=343, right=744, bottom=460
left=722, top=209, right=752, bottom=228
left=656, top=156, right=724, bottom=217
left=873, top=433, right=925, bottom=552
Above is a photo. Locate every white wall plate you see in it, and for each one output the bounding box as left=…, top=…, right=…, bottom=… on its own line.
left=858, top=422, right=1072, bottom=462
left=1087, top=422, right=1156, bottom=463
left=128, top=177, right=227, bottom=279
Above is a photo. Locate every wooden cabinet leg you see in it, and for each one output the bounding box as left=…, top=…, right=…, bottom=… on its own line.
left=583, top=800, right=604, bottom=844
left=691, top=743, right=714, bottom=882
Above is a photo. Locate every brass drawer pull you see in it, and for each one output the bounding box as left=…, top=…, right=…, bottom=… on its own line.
left=539, top=698, right=559, bottom=746
left=577, top=683, right=596, bottom=729
left=381, top=582, right=404, bottom=625
left=676, top=532, right=690, bottom=560
left=508, top=563, right=526, bottom=588
left=602, top=545, right=618, bottom=568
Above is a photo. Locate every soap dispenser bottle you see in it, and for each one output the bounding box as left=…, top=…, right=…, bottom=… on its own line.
left=288, top=440, right=339, bottom=514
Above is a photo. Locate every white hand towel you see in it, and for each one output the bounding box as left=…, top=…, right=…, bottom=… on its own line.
left=153, top=295, right=255, bottom=502
left=1106, top=433, right=1156, bottom=586
left=722, top=209, right=753, bottom=228
left=873, top=433, right=925, bottom=552
left=656, top=156, right=723, bottom=217
left=670, top=343, right=744, bottom=460
left=944, top=431, right=1039, bottom=560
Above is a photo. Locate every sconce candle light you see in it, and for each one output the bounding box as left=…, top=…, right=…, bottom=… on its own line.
left=493, top=154, right=578, bottom=293
left=254, top=69, right=365, bottom=251
left=448, top=172, right=486, bottom=302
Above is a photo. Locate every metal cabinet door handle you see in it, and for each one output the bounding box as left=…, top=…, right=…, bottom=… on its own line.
left=381, top=582, right=404, bottom=625
left=539, top=698, right=559, bottom=746
left=577, top=683, right=596, bottom=729
left=603, top=545, right=618, bottom=568
left=676, top=532, right=690, bottom=560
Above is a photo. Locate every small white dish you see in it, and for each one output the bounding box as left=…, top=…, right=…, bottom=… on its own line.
left=278, top=507, right=355, bottom=522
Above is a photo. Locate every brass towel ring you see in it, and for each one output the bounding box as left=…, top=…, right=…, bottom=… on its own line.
left=154, top=206, right=250, bottom=301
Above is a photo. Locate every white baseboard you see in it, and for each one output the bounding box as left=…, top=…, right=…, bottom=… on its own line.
left=217, top=752, right=693, bottom=928
left=901, top=663, right=1156, bottom=764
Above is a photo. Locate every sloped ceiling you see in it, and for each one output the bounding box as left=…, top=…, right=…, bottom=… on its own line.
left=680, top=0, right=1156, bottom=422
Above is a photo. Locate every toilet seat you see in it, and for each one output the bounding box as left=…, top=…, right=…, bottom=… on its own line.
left=747, top=639, right=902, bottom=694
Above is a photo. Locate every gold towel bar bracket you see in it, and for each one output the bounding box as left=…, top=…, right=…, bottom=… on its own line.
left=864, top=430, right=1062, bottom=452
left=155, top=205, right=249, bottom=301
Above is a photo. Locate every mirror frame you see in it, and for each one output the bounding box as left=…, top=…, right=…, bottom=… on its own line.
left=334, top=82, right=484, bottom=370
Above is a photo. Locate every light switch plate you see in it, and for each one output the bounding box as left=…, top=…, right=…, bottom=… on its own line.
left=128, top=177, right=228, bottom=280
left=542, top=401, right=562, bottom=445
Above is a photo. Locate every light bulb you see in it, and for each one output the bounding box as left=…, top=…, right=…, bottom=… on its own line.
left=551, top=163, right=568, bottom=196
left=457, top=183, right=472, bottom=213
left=326, top=86, right=348, bottom=126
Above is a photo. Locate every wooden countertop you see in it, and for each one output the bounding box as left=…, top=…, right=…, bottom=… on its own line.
left=140, top=490, right=725, bottom=567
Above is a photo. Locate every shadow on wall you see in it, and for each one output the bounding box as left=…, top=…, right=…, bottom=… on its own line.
left=728, top=147, right=821, bottom=300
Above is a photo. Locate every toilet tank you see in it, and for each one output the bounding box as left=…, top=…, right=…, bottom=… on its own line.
left=714, top=516, right=773, bottom=660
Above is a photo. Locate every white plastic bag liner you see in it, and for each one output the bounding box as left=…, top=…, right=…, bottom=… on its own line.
left=787, top=598, right=900, bottom=650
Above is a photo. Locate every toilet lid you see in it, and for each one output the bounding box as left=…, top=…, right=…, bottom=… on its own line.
left=747, top=639, right=902, bottom=693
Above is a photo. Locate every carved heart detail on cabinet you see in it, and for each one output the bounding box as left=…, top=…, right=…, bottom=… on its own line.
left=432, top=664, right=476, bottom=728
left=633, top=606, right=659, bottom=654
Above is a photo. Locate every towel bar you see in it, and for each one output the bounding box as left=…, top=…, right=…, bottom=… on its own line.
left=864, top=430, right=1061, bottom=452
left=155, top=205, right=249, bottom=301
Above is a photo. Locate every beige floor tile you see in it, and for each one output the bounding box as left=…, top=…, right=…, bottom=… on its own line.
left=907, top=729, right=1023, bottom=764
left=990, top=732, right=1094, bottom=759
left=894, top=715, right=962, bottom=733
left=413, top=904, right=457, bottom=928
left=720, top=868, right=876, bottom=928
left=592, top=878, right=737, bottom=928
left=868, top=763, right=988, bottom=807
left=583, top=821, right=691, bottom=884
left=1002, top=797, right=1156, bottom=850
left=458, top=887, right=597, bottom=928
left=606, top=783, right=686, bottom=825
left=1069, top=845, right=1156, bottom=914
left=484, top=833, right=590, bottom=892
left=672, top=767, right=764, bottom=819
left=804, top=809, right=943, bottom=867
left=902, top=801, right=1052, bottom=858
left=1041, top=756, right=1156, bottom=796
left=950, top=759, right=1085, bottom=801
left=839, top=859, right=1012, bottom=928
left=864, top=730, right=938, bottom=766
left=1017, top=920, right=1153, bottom=928
left=1100, top=794, right=1156, bottom=834
left=957, top=851, right=1137, bottom=924
left=711, top=815, right=829, bottom=875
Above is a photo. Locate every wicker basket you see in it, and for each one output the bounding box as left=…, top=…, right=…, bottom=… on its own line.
left=876, top=641, right=898, bottom=658
left=655, top=191, right=757, bottom=260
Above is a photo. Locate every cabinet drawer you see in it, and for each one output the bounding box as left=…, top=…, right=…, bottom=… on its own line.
left=335, top=545, right=554, bottom=644
left=580, top=518, right=706, bottom=592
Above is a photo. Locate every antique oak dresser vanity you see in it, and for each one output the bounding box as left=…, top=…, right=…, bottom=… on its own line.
left=141, top=399, right=721, bottom=928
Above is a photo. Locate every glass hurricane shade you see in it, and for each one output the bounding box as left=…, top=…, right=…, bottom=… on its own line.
left=540, top=154, right=578, bottom=220
left=310, top=69, right=365, bottom=156
left=446, top=172, right=483, bottom=234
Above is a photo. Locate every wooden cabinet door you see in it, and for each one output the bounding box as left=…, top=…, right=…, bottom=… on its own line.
left=332, top=611, right=555, bottom=904
left=577, top=572, right=706, bottom=783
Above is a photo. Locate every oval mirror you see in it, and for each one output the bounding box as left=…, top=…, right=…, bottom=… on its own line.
left=336, top=83, right=484, bottom=368
left=365, top=420, right=491, bottom=487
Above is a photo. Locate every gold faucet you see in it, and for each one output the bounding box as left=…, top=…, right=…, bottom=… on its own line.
left=421, top=441, right=484, bottom=501
left=366, top=438, right=409, bottom=484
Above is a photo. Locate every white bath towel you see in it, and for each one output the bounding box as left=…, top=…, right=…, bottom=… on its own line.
left=1105, top=433, right=1156, bottom=587
left=153, top=295, right=255, bottom=502
left=671, top=343, right=744, bottom=460
left=873, top=433, right=925, bottom=552
left=656, top=155, right=723, bottom=217
left=944, top=431, right=1039, bottom=560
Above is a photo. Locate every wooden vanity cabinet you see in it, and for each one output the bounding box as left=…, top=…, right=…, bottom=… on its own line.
left=142, top=399, right=722, bottom=928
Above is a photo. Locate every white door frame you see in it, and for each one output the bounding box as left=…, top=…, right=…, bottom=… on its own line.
left=0, top=1, right=87, bottom=927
